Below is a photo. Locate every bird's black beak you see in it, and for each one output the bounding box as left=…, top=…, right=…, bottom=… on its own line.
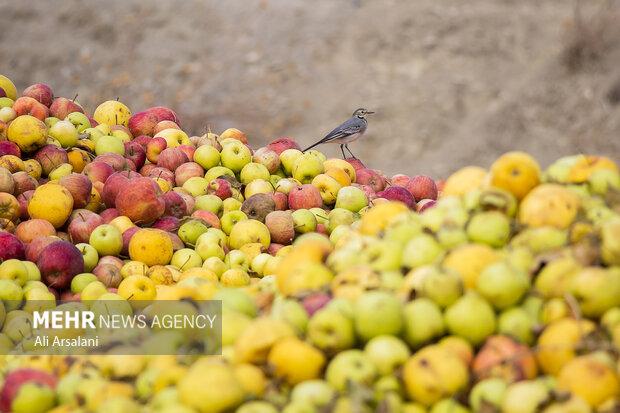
left=366, top=111, right=375, bottom=115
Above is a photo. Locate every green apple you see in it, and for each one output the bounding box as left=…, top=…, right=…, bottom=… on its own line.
left=95, top=135, right=125, bottom=155
left=329, top=225, right=350, bottom=245
left=56, top=372, right=84, bottom=405
left=183, top=176, right=209, bottom=197
left=420, top=268, right=463, bottom=308
left=48, top=163, right=73, bottom=180
left=202, top=257, right=228, bottom=278
left=178, top=218, right=210, bottom=246
left=360, top=239, right=402, bottom=272
left=213, top=288, right=256, bottom=317
left=588, top=168, right=620, bottom=196
left=65, top=111, right=92, bottom=132
left=194, top=145, right=221, bottom=170
left=171, top=248, right=203, bottom=270
left=244, top=179, right=274, bottom=198
left=309, top=207, right=329, bottom=224
left=220, top=210, right=248, bottom=235
left=335, top=186, right=368, bottom=213
left=224, top=249, right=250, bottom=271
left=22, top=280, right=48, bottom=295
left=476, top=261, right=529, bottom=310
left=498, top=306, right=535, bottom=345
left=81, top=280, right=108, bottom=302
left=271, top=296, right=309, bottom=334
left=0, top=107, right=16, bottom=123
left=325, top=208, right=356, bottom=234
left=195, top=235, right=226, bottom=261
left=444, top=292, right=497, bottom=346
left=353, top=291, right=403, bottom=342
left=307, top=308, right=355, bottom=352
left=222, top=197, right=243, bottom=214
left=221, top=141, right=251, bottom=173
left=206, top=227, right=228, bottom=247
left=89, top=224, right=123, bottom=256
left=0, top=280, right=23, bottom=311
left=402, top=234, right=443, bottom=269
left=364, top=335, right=410, bottom=375
left=469, top=378, right=507, bottom=412
left=292, top=153, right=324, bottom=184
left=290, top=380, right=336, bottom=409
left=402, top=297, right=445, bottom=348
left=325, top=349, right=377, bottom=391
left=274, top=178, right=300, bottom=195
left=83, top=127, right=104, bottom=142
left=280, top=149, right=303, bottom=176
left=11, top=381, right=55, bottom=413
left=71, top=273, right=99, bottom=294
left=0, top=97, right=14, bottom=108
left=194, top=194, right=223, bottom=215
left=306, top=149, right=326, bottom=163
left=204, top=166, right=235, bottom=182
left=0, top=259, right=29, bottom=286
left=250, top=253, right=272, bottom=276
left=21, top=261, right=41, bottom=282
left=4, top=313, right=32, bottom=343
left=76, top=243, right=99, bottom=272
left=292, top=209, right=317, bottom=233
left=240, top=162, right=270, bottom=183
left=466, top=211, right=511, bottom=248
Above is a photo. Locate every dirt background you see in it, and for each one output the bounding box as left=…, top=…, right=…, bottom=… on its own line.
left=1, top=0, right=619, bottom=177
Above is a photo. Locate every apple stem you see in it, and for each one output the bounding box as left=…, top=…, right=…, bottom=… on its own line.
left=181, top=256, right=191, bottom=270
left=115, top=114, right=118, bottom=125
left=72, top=94, right=79, bottom=103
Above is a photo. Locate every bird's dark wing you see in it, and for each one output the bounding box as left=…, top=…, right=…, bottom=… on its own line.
left=320, top=117, right=365, bottom=143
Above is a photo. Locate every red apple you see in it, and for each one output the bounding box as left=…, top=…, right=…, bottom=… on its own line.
left=93, top=263, right=122, bottom=288
left=94, top=153, right=132, bottom=172
left=133, top=135, right=151, bottom=149
left=121, top=226, right=140, bottom=256
left=0, top=369, right=57, bottom=413
left=17, top=190, right=34, bottom=220
left=22, top=83, right=54, bottom=107
left=265, top=211, right=295, bottom=245
left=83, top=161, right=115, bottom=184
left=11, top=171, right=37, bottom=196
left=38, top=240, right=84, bottom=289
left=124, top=141, right=147, bottom=170
left=288, top=184, right=323, bottom=210
left=147, top=166, right=175, bottom=187
left=0, top=232, right=25, bottom=261
left=102, top=170, right=139, bottom=209
left=97, top=255, right=124, bottom=270
left=139, top=163, right=157, bottom=177
left=148, top=106, right=181, bottom=126
left=61, top=290, right=78, bottom=301
left=128, top=110, right=159, bottom=137
left=15, top=219, right=56, bottom=243
left=49, top=97, right=83, bottom=119
left=152, top=216, right=180, bottom=232
left=116, top=177, right=166, bottom=224
left=34, top=144, right=69, bottom=176
left=253, top=147, right=281, bottom=174
left=356, top=168, right=386, bottom=193
left=176, top=190, right=195, bottom=213
left=58, top=173, right=92, bottom=208
left=153, top=120, right=181, bottom=135
left=191, top=210, right=220, bottom=229
left=268, top=191, right=288, bottom=211
left=177, top=144, right=195, bottom=162
left=417, top=199, right=437, bottom=213
left=198, top=135, right=222, bottom=151
left=376, top=186, right=417, bottom=210
left=174, top=162, right=204, bottom=186
left=25, top=235, right=57, bottom=263
left=436, top=180, right=446, bottom=192
left=146, top=136, right=167, bottom=163
left=68, top=211, right=103, bottom=244
left=391, top=174, right=410, bottom=187
left=12, top=96, right=49, bottom=121
left=167, top=232, right=185, bottom=251
left=406, top=175, right=438, bottom=202
left=302, top=293, right=331, bottom=316
left=157, top=147, right=188, bottom=172
left=268, top=243, right=286, bottom=256
left=99, top=208, right=120, bottom=224
left=206, top=178, right=233, bottom=200
left=110, top=124, right=133, bottom=140
left=162, top=192, right=187, bottom=218
left=0, top=141, right=21, bottom=158
left=316, top=223, right=328, bottom=235
left=345, top=158, right=366, bottom=171
left=266, top=138, right=301, bottom=155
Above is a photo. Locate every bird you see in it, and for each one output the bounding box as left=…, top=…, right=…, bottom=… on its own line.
left=302, top=108, right=374, bottom=159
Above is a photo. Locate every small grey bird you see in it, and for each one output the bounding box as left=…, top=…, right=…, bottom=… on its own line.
left=303, top=108, right=374, bottom=159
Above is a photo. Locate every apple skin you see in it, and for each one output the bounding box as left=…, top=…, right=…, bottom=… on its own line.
left=124, top=141, right=147, bottom=170
left=162, top=191, right=187, bottom=218
left=34, top=144, right=69, bottom=176
left=269, top=191, right=288, bottom=210
left=390, top=174, right=410, bottom=187
left=133, top=135, right=152, bottom=149
left=207, top=178, right=233, bottom=201
left=148, top=106, right=181, bottom=127
left=0, top=232, right=25, bottom=261
left=356, top=169, right=386, bottom=193
left=265, top=211, right=296, bottom=245
left=0, top=369, right=57, bottom=412
left=0, top=141, right=21, bottom=158
left=176, top=190, right=195, bottom=213
left=14, top=218, right=56, bottom=243
left=116, top=177, right=166, bottom=224
left=267, top=138, right=301, bottom=155
left=12, top=96, right=49, bottom=121
left=38, top=240, right=85, bottom=290
left=288, top=184, right=323, bottom=210
left=177, top=144, right=195, bottom=162
left=93, top=263, right=122, bottom=288
left=376, top=186, right=417, bottom=210
left=406, top=175, right=438, bottom=202
left=49, top=97, right=83, bottom=119
left=68, top=211, right=104, bottom=244
left=25, top=235, right=57, bottom=263
left=0, top=168, right=14, bottom=194
left=58, top=173, right=92, bottom=209
left=146, top=137, right=167, bottom=164
left=139, top=163, right=157, bottom=177
left=11, top=171, right=38, bottom=196
left=302, top=293, right=331, bottom=316
left=253, top=147, right=281, bottom=174
left=148, top=166, right=175, bottom=187
left=102, top=170, right=139, bottom=209
left=22, top=83, right=54, bottom=107
left=152, top=216, right=180, bottom=232
left=128, top=110, right=159, bottom=137
left=16, top=191, right=32, bottom=219
left=83, top=161, right=115, bottom=184
left=191, top=210, right=220, bottom=229
left=268, top=243, right=286, bottom=256
left=174, top=162, right=204, bottom=186
left=158, top=147, right=189, bottom=172
left=99, top=208, right=120, bottom=224
left=345, top=158, right=366, bottom=171
left=350, top=183, right=376, bottom=202
left=94, top=153, right=133, bottom=172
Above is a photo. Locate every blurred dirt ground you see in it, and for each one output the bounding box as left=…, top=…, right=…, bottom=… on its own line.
left=1, top=0, right=619, bottom=176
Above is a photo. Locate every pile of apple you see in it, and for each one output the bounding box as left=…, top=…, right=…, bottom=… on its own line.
left=1, top=72, right=620, bottom=413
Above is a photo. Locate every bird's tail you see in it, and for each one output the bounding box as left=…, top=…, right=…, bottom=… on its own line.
left=302, top=140, right=322, bottom=153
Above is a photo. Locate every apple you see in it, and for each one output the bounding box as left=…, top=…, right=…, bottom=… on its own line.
left=0, top=259, right=28, bottom=286
left=312, top=174, right=342, bottom=205
left=418, top=199, right=437, bottom=212
left=162, top=191, right=187, bottom=218
left=406, top=175, right=438, bottom=202
left=356, top=168, right=386, bottom=192
left=265, top=211, right=296, bottom=245
left=376, top=186, right=416, bottom=210
left=292, top=153, right=324, bottom=184
left=0, top=167, right=14, bottom=194
left=220, top=210, right=248, bottom=235
left=193, top=145, right=220, bottom=171
left=364, top=335, right=411, bottom=376
left=147, top=166, right=175, bottom=186
left=274, top=178, right=300, bottom=195
left=153, top=120, right=181, bottom=136
left=70, top=273, right=98, bottom=295
left=158, top=147, right=189, bottom=172
left=174, top=162, right=203, bottom=186
left=57, top=172, right=92, bottom=209
left=49, top=97, right=83, bottom=119
left=334, top=186, right=368, bottom=213
left=47, top=162, right=73, bottom=180
left=116, top=177, right=166, bottom=224
left=14, top=219, right=56, bottom=244
left=206, top=178, right=233, bottom=200
left=95, top=135, right=125, bottom=156
left=118, top=274, right=157, bottom=301
left=37, top=240, right=85, bottom=289
left=34, top=144, right=69, bottom=176
left=152, top=216, right=180, bottom=232
left=345, top=158, right=366, bottom=171
left=0, top=192, right=20, bottom=223
left=93, top=263, right=122, bottom=288
left=268, top=191, right=288, bottom=210
left=101, top=170, right=135, bottom=208
left=12, top=96, right=48, bottom=121
left=83, top=161, right=114, bottom=184
left=267, top=138, right=301, bottom=155
left=11, top=171, right=37, bottom=195
left=177, top=144, right=195, bottom=161
left=98, top=208, right=119, bottom=224
left=0, top=107, right=16, bottom=123
left=221, top=141, right=252, bottom=173
left=64, top=111, right=91, bottom=132
left=123, top=141, right=147, bottom=170
left=68, top=210, right=103, bottom=244
left=81, top=280, right=108, bottom=301
left=148, top=106, right=180, bottom=126
left=89, top=224, right=123, bottom=256
left=291, top=209, right=317, bottom=233
left=22, top=83, right=54, bottom=107
left=325, top=349, right=377, bottom=391
left=191, top=210, right=220, bottom=229
left=204, top=166, right=235, bottom=182
left=74, top=242, right=98, bottom=272
left=194, top=194, right=223, bottom=215
left=0, top=141, right=21, bottom=158
left=353, top=291, right=403, bottom=341
left=133, top=135, right=151, bottom=150
left=240, top=162, right=270, bottom=184
left=0, top=369, right=57, bottom=413
left=288, top=184, right=323, bottom=210
left=120, top=226, right=140, bottom=256
left=128, top=110, right=159, bottom=137
left=253, top=147, right=281, bottom=174
left=280, top=149, right=303, bottom=176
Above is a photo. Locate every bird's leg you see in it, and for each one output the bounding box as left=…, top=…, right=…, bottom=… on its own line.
left=345, top=144, right=358, bottom=160
left=340, top=144, right=346, bottom=159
